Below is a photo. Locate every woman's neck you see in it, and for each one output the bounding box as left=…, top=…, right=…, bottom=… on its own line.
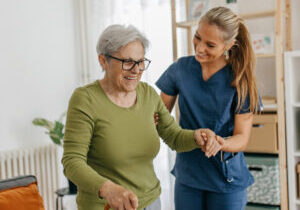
left=99, top=78, right=137, bottom=108
left=201, top=58, right=228, bottom=81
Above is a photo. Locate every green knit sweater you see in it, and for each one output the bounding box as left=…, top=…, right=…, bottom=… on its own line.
left=62, top=81, right=198, bottom=209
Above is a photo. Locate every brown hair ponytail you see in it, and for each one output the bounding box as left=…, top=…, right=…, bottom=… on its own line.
left=229, top=21, right=259, bottom=113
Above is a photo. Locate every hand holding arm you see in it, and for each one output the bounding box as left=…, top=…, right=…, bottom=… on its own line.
left=193, top=129, right=206, bottom=147
left=155, top=106, right=222, bottom=157
left=196, top=129, right=223, bottom=158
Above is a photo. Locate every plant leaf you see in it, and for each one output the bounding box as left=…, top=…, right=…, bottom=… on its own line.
left=54, top=121, right=64, bottom=138
left=47, top=121, right=65, bottom=145
left=32, top=118, right=54, bottom=130
left=32, top=116, right=65, bottom=146
left=49, top=133, right=61, bottom=145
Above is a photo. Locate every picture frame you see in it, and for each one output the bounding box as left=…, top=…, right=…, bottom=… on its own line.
left=251, top=34, right=274, bottom=54
left=187, top=0, right=208, bottom=21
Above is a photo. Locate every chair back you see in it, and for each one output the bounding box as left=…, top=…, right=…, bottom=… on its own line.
left=0, top=175, right=45, bottom=210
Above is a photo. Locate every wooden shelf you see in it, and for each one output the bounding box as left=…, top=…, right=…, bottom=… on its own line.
left=256, top=53, right=276, bottom=58
left=286, top=51, right=300, bottom=57
left=176, top=20, right=198, bottom=28
left=263, top=104, right=278, bottom=112
left=240, top=10, right=276, bottom=19
left=175, top=10, right=276, bottom=29
left=293, top=103, right=300, bottom=108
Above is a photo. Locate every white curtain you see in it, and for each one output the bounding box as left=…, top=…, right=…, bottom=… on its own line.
left=76, top=0, right=176, bottom=209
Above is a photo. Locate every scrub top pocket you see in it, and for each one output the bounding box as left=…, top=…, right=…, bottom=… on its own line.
left=222, top=153, right=239, bottom=183
left=213, top=152, right=249, bottom=184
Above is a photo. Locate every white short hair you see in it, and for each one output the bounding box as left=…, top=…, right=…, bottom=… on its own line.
left=96, top=24, right=149, bottom=56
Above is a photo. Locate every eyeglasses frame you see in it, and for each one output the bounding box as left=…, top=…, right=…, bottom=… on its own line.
left=105, top=55, right=151, bottom=71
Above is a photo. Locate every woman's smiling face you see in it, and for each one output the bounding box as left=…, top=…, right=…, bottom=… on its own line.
left=193, top=21, right=227, bottom=64
left=104, top=41, right=145, bottom=93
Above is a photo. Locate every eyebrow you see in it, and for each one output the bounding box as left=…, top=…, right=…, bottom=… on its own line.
left=128, top=57, right=145, bottom=61
left=120, top=56, right=145, bottom=61
left=195, top=32, right=217, bottom=46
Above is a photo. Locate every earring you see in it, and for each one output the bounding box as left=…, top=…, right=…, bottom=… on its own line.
left=224, top=50, right=229, bottom=60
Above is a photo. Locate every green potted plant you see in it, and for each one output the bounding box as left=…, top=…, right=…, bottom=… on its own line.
left=32, top=113, right=77, bottom=194
left=32, top=113, right=65, bottom=146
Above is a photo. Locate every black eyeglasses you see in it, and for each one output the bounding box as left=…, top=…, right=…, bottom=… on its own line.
left=106, top=55, right=151, bottom=71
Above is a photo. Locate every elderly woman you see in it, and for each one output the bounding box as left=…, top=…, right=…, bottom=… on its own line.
left=62, top=24, right=221, bottom=210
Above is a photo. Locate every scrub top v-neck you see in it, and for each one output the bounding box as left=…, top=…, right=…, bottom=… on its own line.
left=156, top=56, right=254, bottom=193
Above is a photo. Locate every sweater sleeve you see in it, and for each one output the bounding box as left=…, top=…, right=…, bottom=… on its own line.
left=62, top=88, right=108, bottom=198
left=154, top=90, right=198, bottom=152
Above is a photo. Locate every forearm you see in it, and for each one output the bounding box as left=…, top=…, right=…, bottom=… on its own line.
left=221, top=134, right=249, bottom=153
left=221, top=113, right=253, bottom=153
left=62, top=152, right=108, bottom=196
left=158, top=125, right=198, bottom=152
left=156, top=95, right=198, bottom=152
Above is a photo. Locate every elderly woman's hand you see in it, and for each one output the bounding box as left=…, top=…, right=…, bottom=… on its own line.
left=200, top=130, right=224, bottom=158
left=99, top=180, right=138, bottom=210
left=194, top=129, right=223, bottom=158
left=194, top=129, right=207, bottom=147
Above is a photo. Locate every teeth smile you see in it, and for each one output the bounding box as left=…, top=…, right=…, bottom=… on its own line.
left=124, top=76, right=137, bottom=80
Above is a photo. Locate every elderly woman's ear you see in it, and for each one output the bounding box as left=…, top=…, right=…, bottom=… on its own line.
left=98, top=54, right=108, bottom=71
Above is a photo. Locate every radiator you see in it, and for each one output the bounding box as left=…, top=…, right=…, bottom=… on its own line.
left=0, top=144, right=60, bottom=210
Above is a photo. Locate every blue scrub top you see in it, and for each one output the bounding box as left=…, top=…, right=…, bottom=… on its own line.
left=156, top=56, right=254, bottom=193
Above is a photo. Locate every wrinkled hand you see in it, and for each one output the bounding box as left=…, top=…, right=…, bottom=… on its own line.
left=194, top=129, right=206, bottom=147
left=195, top=129, right=223, bottom=158
left=201, top=131, right=224, bottom=158
left=99, top=180, right=138, bottom=210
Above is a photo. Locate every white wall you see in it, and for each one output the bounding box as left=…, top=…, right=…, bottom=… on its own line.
left=0, top=0, right=80, bottom=151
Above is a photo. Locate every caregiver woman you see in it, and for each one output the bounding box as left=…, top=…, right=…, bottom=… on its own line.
left=156, top=7, right=261, bottom=210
